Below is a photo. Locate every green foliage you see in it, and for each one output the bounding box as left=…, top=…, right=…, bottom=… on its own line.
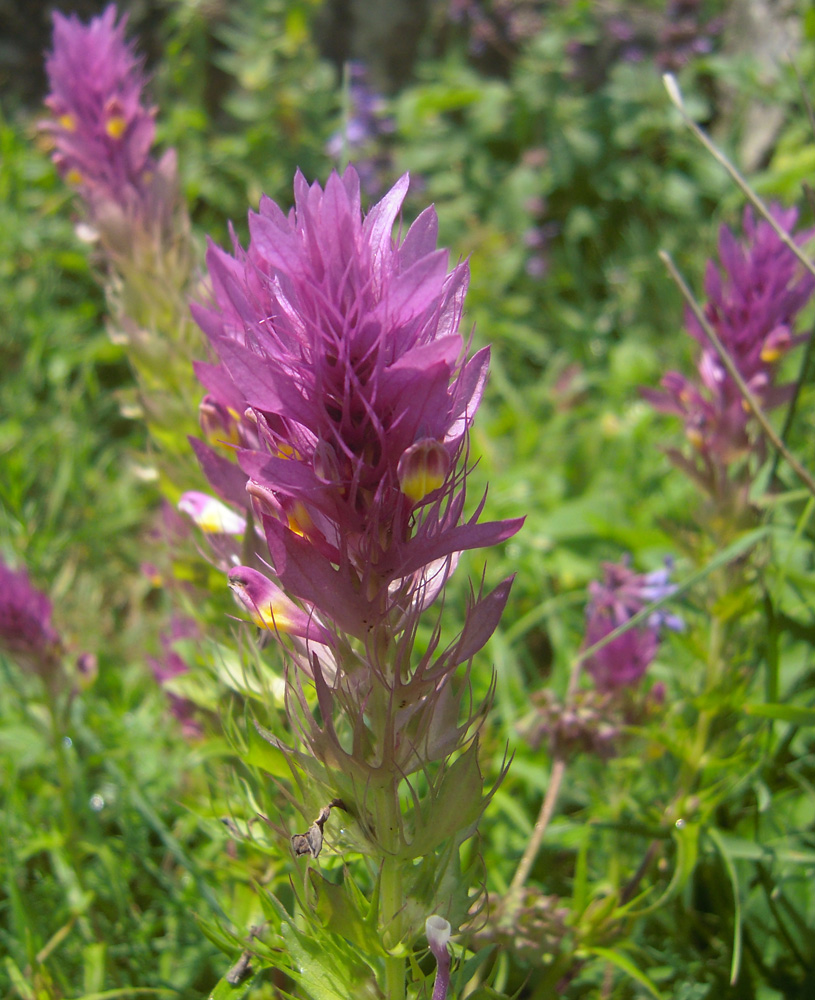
left=5, top=0, right=815, bottom=997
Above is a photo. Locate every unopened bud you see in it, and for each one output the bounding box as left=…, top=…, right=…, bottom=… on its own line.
left=398, top=439, right=450, bottom=505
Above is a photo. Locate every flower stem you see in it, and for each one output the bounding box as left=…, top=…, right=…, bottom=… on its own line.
left=509, top=755, right=566, bottom=894
left=510, top=648, right=585, bottom=894
left=382, top=856, right=405, bottom=1000
left=379, top=786, right=405, bottom=1000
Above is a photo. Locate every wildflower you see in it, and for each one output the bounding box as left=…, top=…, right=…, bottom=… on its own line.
left=148, top=617, right=203, bottom=738
left=583, top=557, right=680, bottom=692
left=644, top=205, right=815, bottom=495
left=656, top=1, right=723, bottom=72
left=192, top=168, right=522, bottom=967
left=326, top=62, right=394, bottom=196
left=178, top=491, right=247, bottom=536
left=473, top=888, right=569, bottom=967
left=42, top=4, right=177, bottom=236
left=228, top=566, right=332, bottom=646
left=425, top=915, right=452, bottom=1000
left=192, top=166, right=522, bottom=642
left=0, top=559, right=63, bottom=676
left=520, top=688, right=620, bottom=759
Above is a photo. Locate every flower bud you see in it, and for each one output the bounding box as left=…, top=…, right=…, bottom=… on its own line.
left=397, top=439, right=450, bottom=505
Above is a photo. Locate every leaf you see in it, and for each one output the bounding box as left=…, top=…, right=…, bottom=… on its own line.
left=206, top=973, right=258, bottom=1000
left=309, top=869, right=385, bottom=957
left=281, top=919, right=378, bottom=1000
left=243, top=715, right=290, bottom=777
left=585, top=947, right=664, bottom=1000
left=3, top=958, right=34, bottom=1000
left=707, top=828, right=743, bottom=986
left=745, top=703, right=815, bottom=727
left=401, top=738, right=484, bottom=858
left=626, top=821, right=699, bottom=918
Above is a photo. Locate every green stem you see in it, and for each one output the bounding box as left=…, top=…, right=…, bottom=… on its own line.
left=46, top=680, right=77, bottom=846
left=382, top=853, right=405, bottom=1000
left=370, top=649, right=406, bottom=1000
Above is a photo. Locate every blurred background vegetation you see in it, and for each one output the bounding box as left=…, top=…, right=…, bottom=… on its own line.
left=3, top=0, right=815, bottom=997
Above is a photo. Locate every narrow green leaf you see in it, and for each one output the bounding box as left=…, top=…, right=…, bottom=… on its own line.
left=707, top=828, right=743, bottom=986
left=571, top=823, right=592, bottom=917
left=586, top=946, right=664, bottom=1000
left=3, top=957, right=34, bottom=1000
left=745, top=703, right=815, bottom=726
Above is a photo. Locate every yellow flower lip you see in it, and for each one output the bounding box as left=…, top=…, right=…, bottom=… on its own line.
left=178, top=492, right=247, bottom=535
left=397, top=438, right=450, bottom=505
left=105, top=114, right=127, bottom=139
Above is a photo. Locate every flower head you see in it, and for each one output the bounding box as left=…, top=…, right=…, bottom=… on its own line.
left=644, top=205, right=815, bottom=488
left=0, top=559, right=63, bottom=675
left=148, top=617, right=203, bottom=738
left=43, top=4, right=176, bottom=233
left=326, top=62, right=394, bottom=196
left=193, top=167, right=522, bottom=639
left=583, top=557, right=680, bottom=692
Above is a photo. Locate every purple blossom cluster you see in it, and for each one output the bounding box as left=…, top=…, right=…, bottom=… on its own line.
left=42, top=4, right=177, bottom=238
left=583, top=557, right=680, bottom=692
left=519, top=558, right=675, bottom=760
left=148, top=616, right=203, bottom=739
left=644, top=206, right=815, bottom=498
left=187, top=167, right=523, bottom=819
left=657, top=0, right=723, bottom=73
left=192, top=167, right=521, bottom=649
left=448, top=0, right=543, bottom=62
left=326, top=62, right=394, bottom=197
left=0, top=559, right=63, bottom=676
left=566, top=3, right=722, bottom=84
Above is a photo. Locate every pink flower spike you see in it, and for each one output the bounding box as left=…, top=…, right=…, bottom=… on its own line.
left=644, top=203, right=815, bottom=484
left=0, top=559, right=63, bottom=675
left=43, top=4, right=175, bottom=232
left=583, top=558, right=680, bottom=692
left=192, top=166, right=523, bottom=632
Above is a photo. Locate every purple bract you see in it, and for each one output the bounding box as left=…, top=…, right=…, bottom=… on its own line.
left=192, top=167, right=522, bottom=639
left=0, top=559, right=63, bottom=674
left=43, top=4, right=176, bottom=231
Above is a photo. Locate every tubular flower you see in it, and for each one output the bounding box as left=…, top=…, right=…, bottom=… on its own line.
left=192, top=167, right=523, bottom=639
left=178, top=491, right=247, bottom=536
left=228, top=566, right=332, bottom=645
left=425, top=915, right=452, bottom=1000
left=644, top=205, right=815, bottom=480
left=43, top=4, right=177, bottom=233
left=0, top=559, right=63, bottom=675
